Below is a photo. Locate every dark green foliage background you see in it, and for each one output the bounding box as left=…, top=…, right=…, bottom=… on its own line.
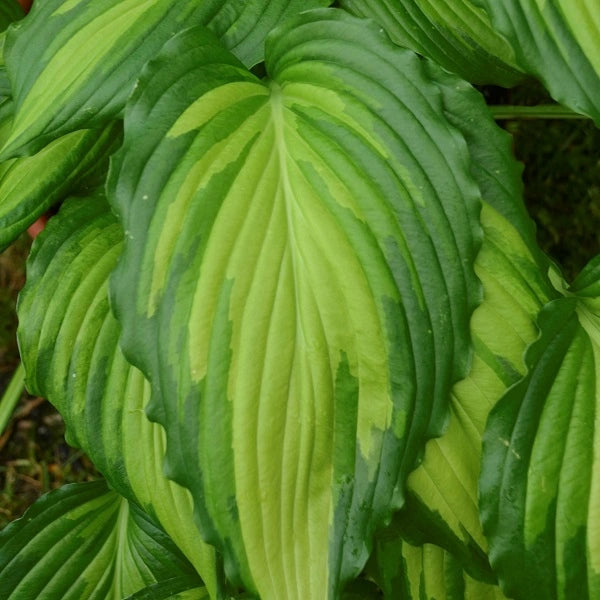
left=483, top=81, right=600, bottom=280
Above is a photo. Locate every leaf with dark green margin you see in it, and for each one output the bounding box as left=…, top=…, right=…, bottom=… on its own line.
left=0, top=0, right=331, bottom=159
left=339, top=0, right=524, bottom=86
left=366, top=535, right=508, bottom=599
left=480, top=255, right=600, bottom=599
left=0, top=115, right=122, bottom=252
left=108, top=10, right=483, bottom=598
left=473, top=0, right=600, bottom=124
left=0, top=480, right=203, bottom=600
left=371, top=62, right=559, bottom=581
left=17, top=195, right=224, bottom=599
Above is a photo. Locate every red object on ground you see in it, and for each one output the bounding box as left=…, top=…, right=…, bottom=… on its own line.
left=17, top=0, right=32, bottom=13
left=27, top=215, right=48, bottom=239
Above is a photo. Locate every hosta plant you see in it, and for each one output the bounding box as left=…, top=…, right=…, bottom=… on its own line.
left=0, top=0, right=598, bottom=598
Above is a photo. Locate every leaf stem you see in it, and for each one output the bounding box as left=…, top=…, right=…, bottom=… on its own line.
left=0, top=362, right=25, bottom=435
left=490, top=105, right=590, bottom=120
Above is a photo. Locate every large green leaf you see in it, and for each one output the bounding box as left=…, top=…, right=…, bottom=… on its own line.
left=375, top=64, right=558, bottom=579
left=473, top=0, right=600, bottom=123
left=0, top=480, right=203, bottom=599
left=480, top=255, right=600, bottom=599
left=109, top=9, right=484, bottom=598
left=339, top=0, right=524, bottom=86
left=17, top=195, right=223, bottom=598
left=0, top=0, right=330, bottom=159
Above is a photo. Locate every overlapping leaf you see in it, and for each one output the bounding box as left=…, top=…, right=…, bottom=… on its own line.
left=109, top=9, right=483, bottom=598
left=474, top=0, right=600, bottom=123
left=367, top=535, right=507, bottom=599
left=0, top=0, right=330, bottom=159
left=377, top=65, right=558, bottom=580
left=480, top=255, right=600, bottom=599
left=0, top=110, right=121, bottom=251
left=17, top=196, right=222, bottom=598
left=0, top=480, right=203, bottom=599
left=339, top=0, right=524, bottom=86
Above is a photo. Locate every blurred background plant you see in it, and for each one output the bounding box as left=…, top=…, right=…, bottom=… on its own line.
left=483, top=80, right=600, bottom=280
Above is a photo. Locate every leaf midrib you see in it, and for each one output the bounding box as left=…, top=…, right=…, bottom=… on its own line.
left=269, top=81, right=302, bottom=332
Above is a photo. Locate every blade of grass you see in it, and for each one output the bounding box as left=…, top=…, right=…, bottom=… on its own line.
left=0, top=362, right=25, bottom=435
left=490, top=104, right=590, bottom=120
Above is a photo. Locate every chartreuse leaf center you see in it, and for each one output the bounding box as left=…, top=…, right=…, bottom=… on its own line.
left=109, top=10, right=482, bottom=599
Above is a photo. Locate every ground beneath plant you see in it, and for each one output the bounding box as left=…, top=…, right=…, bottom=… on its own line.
left=0, top=235, right=98, bottom=529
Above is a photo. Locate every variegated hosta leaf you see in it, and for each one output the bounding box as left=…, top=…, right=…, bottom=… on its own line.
left=377, top=64, right=558, bottom=579
left=339, top=0, right=524, bottom=86
left=366, top=534, right=507, bottom=599
left=0, top=107, right=122, bottom=251
left=109, top=10, right=483, bottom=598
left=473, top=0, right=600, bottom=124
left=17, top=195, right=223, bottom=599
left=0, top=0, right=331, bottom=159
left=480, top=255, right=600, bottom=599
left=0, top=480, right=203, bottom=599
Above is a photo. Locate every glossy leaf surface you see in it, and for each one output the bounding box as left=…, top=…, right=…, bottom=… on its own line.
left=0, top=480, right=202, bottom=599
left=109, top=9, right=483, bottom=598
